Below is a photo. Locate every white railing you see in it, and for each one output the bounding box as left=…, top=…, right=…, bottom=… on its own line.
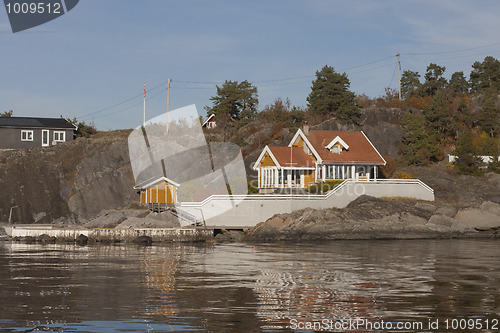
left=366, top=179, right=434, bottom=194
left=179, top=179, right=433, bottom=208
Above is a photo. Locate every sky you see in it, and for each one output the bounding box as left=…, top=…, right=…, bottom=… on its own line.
left=1, top=0, right=500, bottom=130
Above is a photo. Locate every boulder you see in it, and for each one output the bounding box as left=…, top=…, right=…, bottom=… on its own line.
left=428, top=214, right=455, bottom=228
left=455, top=208, right=500, bottom=229
left=479, top=201, right=500, bottom=217
left=435, top=205, right=457, bottom=217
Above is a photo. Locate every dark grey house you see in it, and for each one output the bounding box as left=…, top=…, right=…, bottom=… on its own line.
left=0, top=117, right=77, bottom=149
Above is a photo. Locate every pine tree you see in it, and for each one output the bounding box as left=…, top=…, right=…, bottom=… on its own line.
left=400, top=70, right=421, bottom=99
left=421, top=63, right=447, bottom=97
left=454, top=130, right=483, bottom=175
left=477, top=91, right=500, bottom=136
left=306, top=65, right=360, bottom=124
left=470, top=56, right=500, bottom=92
left=424, top=91, right=454, bottom=141
left=205, top=80, right=258, bottom=125
left=399, top=113, right=440, bottom=165
left=449, top=71, right=469, bottom=95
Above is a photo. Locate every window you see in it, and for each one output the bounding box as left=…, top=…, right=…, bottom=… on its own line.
left=53, top=131, right=66, bottom=142
left=332, top=145, right=341, bottom=154
left=21, top=130, right=33, bottom=141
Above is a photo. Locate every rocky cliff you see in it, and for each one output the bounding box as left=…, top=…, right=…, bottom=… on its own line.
left=0, top=130, right=136, bottom=224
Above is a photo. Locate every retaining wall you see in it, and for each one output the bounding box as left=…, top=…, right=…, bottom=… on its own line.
left=179, top=180, right=435, bottom=228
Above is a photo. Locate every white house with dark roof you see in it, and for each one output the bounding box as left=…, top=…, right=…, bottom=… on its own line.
left=0, top=117, right=77, bottom=149
left=202, top=113, right=217, bottom=129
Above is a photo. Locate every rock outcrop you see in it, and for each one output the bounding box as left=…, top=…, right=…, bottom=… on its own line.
left=246, top=195, right=500, bottom=241
left=0, top=131, right=136, bottom=224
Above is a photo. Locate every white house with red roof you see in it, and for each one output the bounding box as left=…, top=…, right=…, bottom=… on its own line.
left=253, top=123, right=386, bottom=192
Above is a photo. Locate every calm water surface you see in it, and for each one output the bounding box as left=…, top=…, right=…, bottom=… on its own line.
left=0, top=239, right=499, bottom=332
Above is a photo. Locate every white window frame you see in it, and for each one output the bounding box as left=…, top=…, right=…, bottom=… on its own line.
left=53, top=131, right=66, bottom=142
left=21, top=130, right=33, bottom=142
left=42, top=129, right=49, bottom=147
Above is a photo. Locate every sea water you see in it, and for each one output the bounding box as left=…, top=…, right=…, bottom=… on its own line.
left=0, top=239, right=499, bottom=332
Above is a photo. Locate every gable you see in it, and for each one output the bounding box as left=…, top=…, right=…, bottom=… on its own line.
left=325, top=136, right=349, bottom=151
left=288, top=129, right=322, bottom=163
left=253, top=145, right=281, bottom=170
left=134, top=176, right=181, bottom=189
left=260, top=153, right=277, bottom=167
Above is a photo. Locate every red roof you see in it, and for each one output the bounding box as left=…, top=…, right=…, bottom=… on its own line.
left=268, top=146, right=315, bottom=168
left=305, top=130, right=385, bottom=164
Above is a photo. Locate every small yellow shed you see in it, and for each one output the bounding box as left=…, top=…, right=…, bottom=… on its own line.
left=134, top=176, right=180, bottom=209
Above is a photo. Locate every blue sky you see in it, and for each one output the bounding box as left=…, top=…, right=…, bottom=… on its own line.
left=1, top=0, right=500, bottom=130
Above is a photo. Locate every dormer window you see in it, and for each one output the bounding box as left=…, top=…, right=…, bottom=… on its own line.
left=325, top=136, right=349, bottom=154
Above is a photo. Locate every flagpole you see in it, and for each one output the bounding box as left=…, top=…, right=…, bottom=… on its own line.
left=166, top=78, right=171, bottom=132
left=143, top=83, right=146, bottom=126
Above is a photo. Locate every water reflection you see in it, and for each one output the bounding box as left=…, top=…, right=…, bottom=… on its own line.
left=0, top=240, right=499, bottom=332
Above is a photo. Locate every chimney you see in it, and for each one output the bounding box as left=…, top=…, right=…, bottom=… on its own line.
left=303, top=121, right=310, bottom=135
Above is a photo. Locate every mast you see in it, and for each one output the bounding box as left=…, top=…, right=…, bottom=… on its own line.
left=143, top=83, right=146, bottom=126
left=166, top=78, right=171, bottom=131
left=397, top=53, right=402, bottom=100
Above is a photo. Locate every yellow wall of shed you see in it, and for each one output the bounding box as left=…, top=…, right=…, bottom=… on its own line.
left=140, top=180, right=177, bottom=204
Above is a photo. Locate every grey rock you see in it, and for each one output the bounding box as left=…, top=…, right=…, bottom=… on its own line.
left=435, top=205, right=458, bottom=217
left=455, top=208, right=500, bottom=229
left=83, top=209, right=147, bottom=228
left=479, top=201, right=500, bottom=217
left=415, top=202, right=437, bottom=213
left=428, top=214, right=455, bottom=228
left=451, top=221, right=468, bottom=233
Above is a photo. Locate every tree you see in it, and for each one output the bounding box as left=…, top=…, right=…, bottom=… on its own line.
left=420, top=63, right=447, bottom=97
left=1, top=110, right=13, bottom=117
left=205, top=80, right=258, bottom=125
left=306, top=65, right=360, bottom=124
left=424, top=91, right=454, bottom=141
left=399, top=113, right=440, bottom=165
left=400, top=70, right=421, bottom=99
left=451, top=97, right=472, bottom=131
left=259, top=98, right=305, bottom=128
left=449, top=71, right=469, bottom=95
left=66, top=117, right=97, bottom=138
left=470, top=56, right=500, bottom=92
left=454, top=130, right=483, bottom=175
left=476, top=91, right=500, bottom=136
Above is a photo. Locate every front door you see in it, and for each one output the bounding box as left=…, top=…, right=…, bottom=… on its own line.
left=42, top=130, right=49, bottom=147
